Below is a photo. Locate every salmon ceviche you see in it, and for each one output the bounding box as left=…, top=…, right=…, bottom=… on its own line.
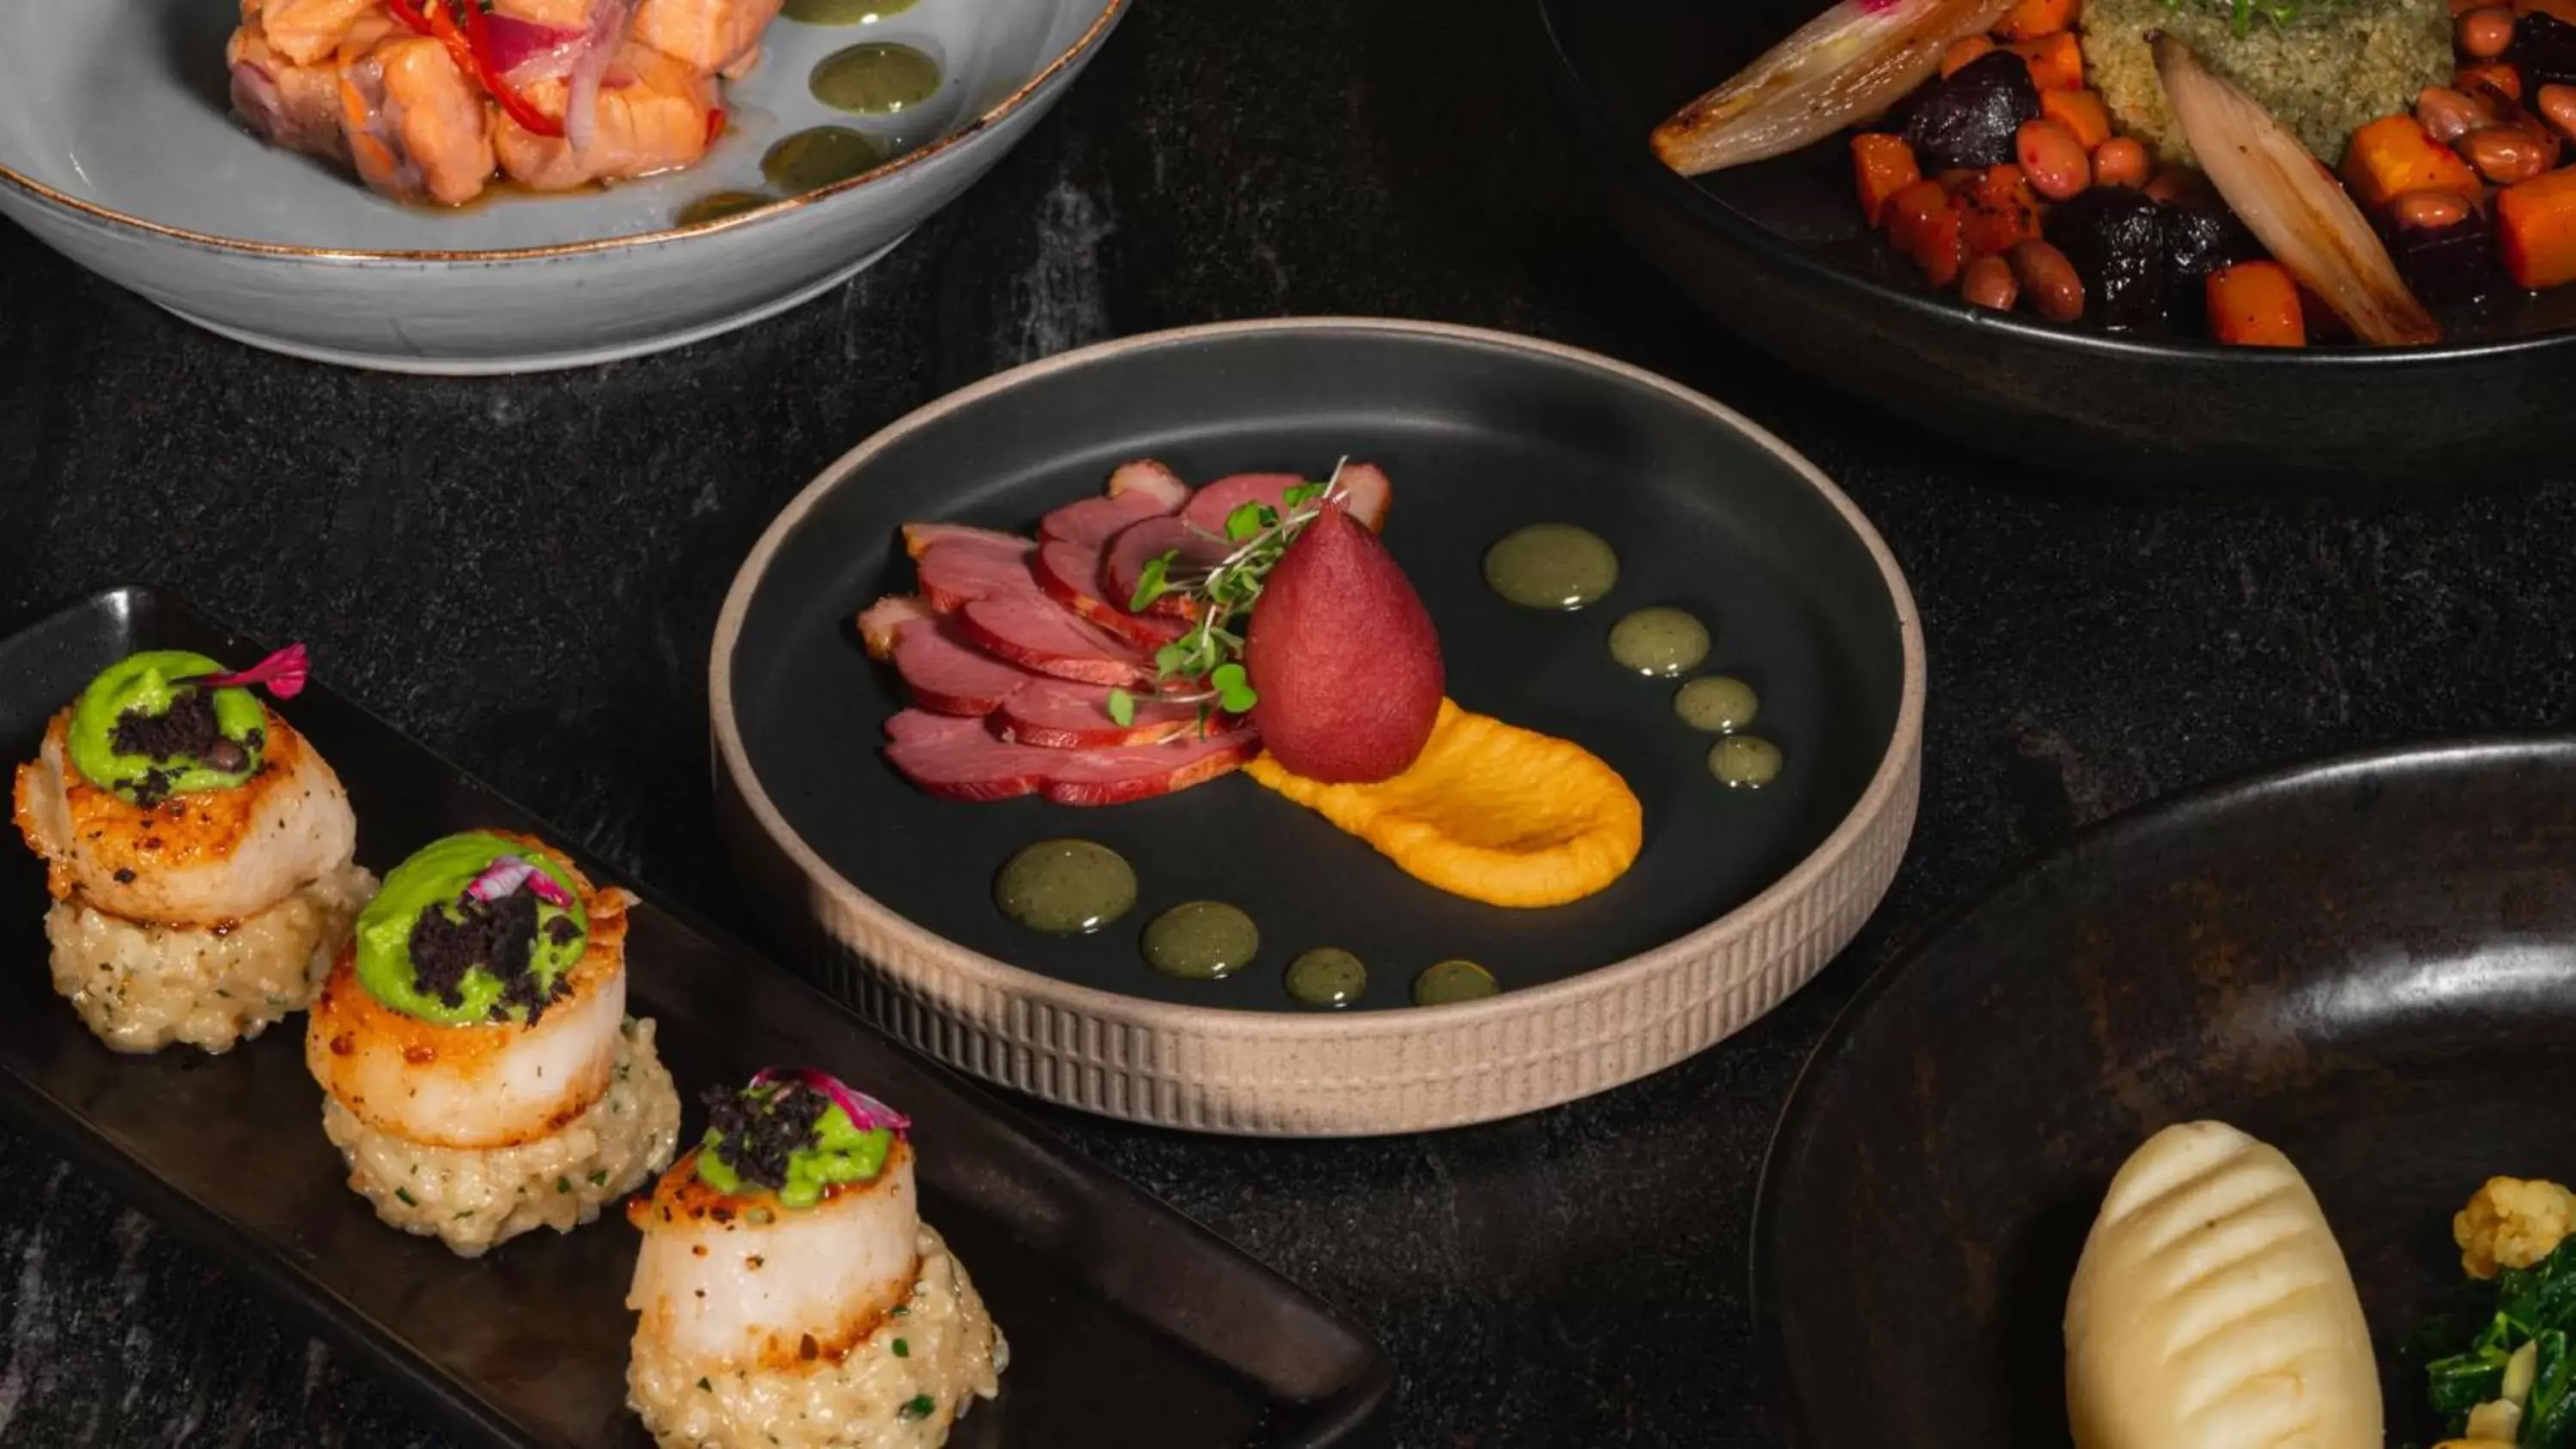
left=226, top=0, right=784, bottom=208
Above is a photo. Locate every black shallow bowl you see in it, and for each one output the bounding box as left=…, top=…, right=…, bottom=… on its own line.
left=1753, top=737, right=2576, bottom=1446
left=1535, top=0, right=2576, bottom=489
left=713, top=318, right=1923, bottom=1134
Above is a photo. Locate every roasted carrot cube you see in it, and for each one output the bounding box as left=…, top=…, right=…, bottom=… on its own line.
left=2498, top=167, right=2576, bottom=288
left=2340, top=114, right=2479, bottom=208
left=2040, top=88, right=2114, bottom=150
left=2205, top=262, right=2306, bottom=347
left=1940, top=35, right=1997, bottom=77
left=1996, top=0, right=2081, bottom=39
left=1886, top=179, right=1966, bottom=286
left=1851, top=133, right=1923, bottom=228
left=2010, top=33, right=2084, bottom=91
left=1958, top=165, right=2043, bottom=255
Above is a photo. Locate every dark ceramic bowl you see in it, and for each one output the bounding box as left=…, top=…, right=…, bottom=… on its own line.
left=711, top=318, right=1925, bottom=1135
left=1753, top=737, right=2576, bottom=1446
left=1534, top=0, right=2576, bottom=488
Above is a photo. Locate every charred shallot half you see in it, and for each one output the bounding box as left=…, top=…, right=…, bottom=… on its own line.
left=2154, top=34, right=2441, bottom=344
left=1650, top=0, right=2012, bottom=176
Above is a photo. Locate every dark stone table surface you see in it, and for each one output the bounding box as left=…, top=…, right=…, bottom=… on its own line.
left=6, top=1, right=2575, bottom=1444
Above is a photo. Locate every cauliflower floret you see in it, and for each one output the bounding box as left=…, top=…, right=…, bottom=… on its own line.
left=2456, top=1176, right=2576, bottom=1279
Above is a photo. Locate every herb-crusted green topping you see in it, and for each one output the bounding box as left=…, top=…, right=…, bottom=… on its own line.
left=2165, top=0, right=2357, bottom=37
left=353, top=834, right=589, bottom=1027
left=65, top=652, right=273, bottom=807
left=692, top=1070, right=908, bottom=1208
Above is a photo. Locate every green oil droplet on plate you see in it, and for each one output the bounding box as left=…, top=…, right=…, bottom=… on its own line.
left=675, top=190, right=770, bottom=227
left=1608, top=607, right=1710, bottom=677
left=1674, top=676, right=1759, bottom=733
left=1482, top=524, right=1619, bottom=610
left=1285, top=948, right=1367, bottom=1007
left=784, top=0, right=918, bottom=22
left=994, top=840, right=1136, bottom=936
left=811, top=42, right=942, bottom=116
left=1412, top=960, right=1499, bottom=1006
left=1143, top=901, right=1260, bottom=980
left=1710, top=735, right=1784, bottom=789
left=762, top=126, right=886, bottom=192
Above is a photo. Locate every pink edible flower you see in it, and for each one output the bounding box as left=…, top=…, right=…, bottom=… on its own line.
left=193, top=643, right=310, bottom=700
left=751, top=1067, right=911, bottom=1137
left=465, top=854, right=576, bottom=908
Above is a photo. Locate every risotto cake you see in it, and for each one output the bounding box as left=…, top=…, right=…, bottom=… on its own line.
left=625, top=1071, right=1006, bottom=1449
left=306, top=830, right=680, bottom=1257
left=11, top=646, right=374, bottom=1053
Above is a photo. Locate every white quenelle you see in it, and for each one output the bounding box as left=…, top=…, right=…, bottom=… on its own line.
left=2065, top=1119, right=2382, bottom=1449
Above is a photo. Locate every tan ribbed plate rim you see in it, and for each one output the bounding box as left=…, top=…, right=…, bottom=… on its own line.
left=708, top=317, right=1928, bottom=1137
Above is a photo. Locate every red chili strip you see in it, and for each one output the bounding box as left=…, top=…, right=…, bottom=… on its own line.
left=418, top=1, right=568, bottom=139
left=706, top=106, right=726, bottom=149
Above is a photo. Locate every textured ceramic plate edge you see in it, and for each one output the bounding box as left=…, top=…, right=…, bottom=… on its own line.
left=707, top=316, right=1929, bottom=1137
left=0, top=0, right=1127, bottom=264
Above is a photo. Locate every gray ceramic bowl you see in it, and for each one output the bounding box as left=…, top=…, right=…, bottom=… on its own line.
left=0, top=0, right=1124, bottom=373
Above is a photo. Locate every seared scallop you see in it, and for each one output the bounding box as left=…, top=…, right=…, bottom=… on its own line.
left=624, top=1074, right=1006, bottom=1449
left=11, top=648, right=373, bottom=1054
left=306, top=830, right=681, bottom=1256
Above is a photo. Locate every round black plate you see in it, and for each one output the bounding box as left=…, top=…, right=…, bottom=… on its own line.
left=721, top=322, right=1909, bottom=1013
left=1534, top=0, right=2576, bottom=488
left=1753, top=737, right=2576, bottom=1446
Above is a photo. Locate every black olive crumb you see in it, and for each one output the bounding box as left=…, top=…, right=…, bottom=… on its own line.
left=407, top=888, right=576, bottom=1023
left=701, top=1080, right=829, bottom=1192
left=109, top=689, right=254, bottom=791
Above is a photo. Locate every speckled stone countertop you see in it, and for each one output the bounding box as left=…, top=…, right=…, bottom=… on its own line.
left=6, top=0, right=2576, bottom=1445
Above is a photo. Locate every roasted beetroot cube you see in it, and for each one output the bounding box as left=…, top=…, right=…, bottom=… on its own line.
left=1897, top=52, right=2042, bottom=170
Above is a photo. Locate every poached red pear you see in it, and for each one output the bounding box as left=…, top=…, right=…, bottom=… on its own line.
left=1242, top=504, right=1444, bottom=783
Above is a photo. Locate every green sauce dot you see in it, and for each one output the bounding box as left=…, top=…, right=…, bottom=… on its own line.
left=994, top=840, right=1135, bottom=937
left=1483, top=524, right=1619, bottom=610
left=1412, top=960, right=1499, bottom=1006
left=1142, top=902, right=1259, bottom=980
left=1710, top=735, right=1784, bottom=789
left=762, top=126, right=884, bottom=193
left=676, top=191, right=770, bottom=227
left=1608, top=608, right=1710, bottom=677
left=1285, top=948, right=1367, bottom=1008
left=1674, top=676, right=1759, bottom=733
left=783, top=0, right=917, bottom=21
left=811, top=42, right=942, bottom=116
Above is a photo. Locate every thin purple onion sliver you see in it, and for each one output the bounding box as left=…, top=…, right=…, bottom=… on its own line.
left=750, top=1068, right=911, bottom=1137
left=465, top=855, right=574, bottom=908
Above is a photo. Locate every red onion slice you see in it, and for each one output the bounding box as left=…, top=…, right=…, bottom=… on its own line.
left=563, top=0, right=637, bottom=158
left=488, top=15, right=590, bottom=87
left=750, top=1068, right=913, bottom=1137
left=465, top=854, right=577, bottom=908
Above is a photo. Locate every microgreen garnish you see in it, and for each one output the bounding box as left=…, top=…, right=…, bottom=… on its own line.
left=1210, top=664, right=1257, bottom=715
left=1101, top=458, right=1354, bottom=732
left=1224, top=500, right=1273, bottom=543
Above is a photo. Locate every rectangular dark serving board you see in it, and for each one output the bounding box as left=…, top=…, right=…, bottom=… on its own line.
left=0, top=586, right=1391, bottom=1449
